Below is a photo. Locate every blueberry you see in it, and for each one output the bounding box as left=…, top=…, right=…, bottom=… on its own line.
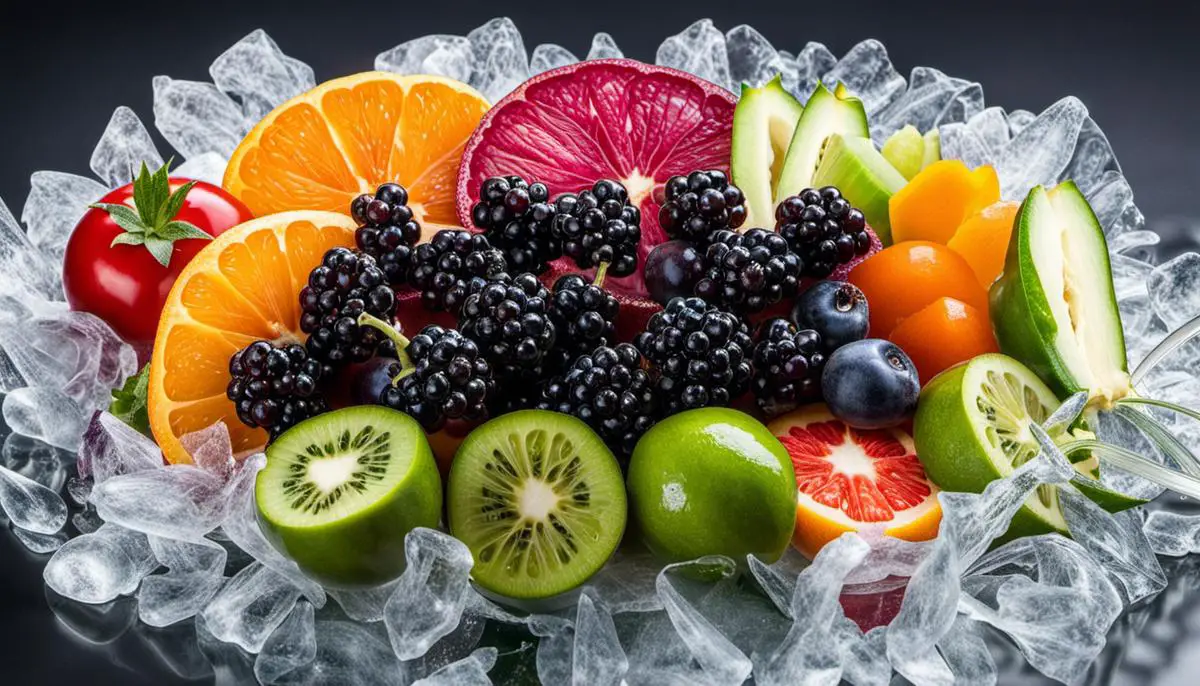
left=792, top=281, right=869, bottom=352
left=821, top=339, right=919, bottom=429
left=643, top=240, right=707, bottom=306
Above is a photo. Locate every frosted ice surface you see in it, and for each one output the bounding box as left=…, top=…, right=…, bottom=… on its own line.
left=1148, top=253, right=1200, bottom=329
left=967, top=107, right=1011, bottom=154
left=655, top=556, right=752, bottom=685
left=585, top=549, right=662, bottom=613
left=842, top=624, right=890, bottom=686
left=180, top=421, right=235, bottom=478
left=254, top=600, right=317, bottom=684
left=873, top=67, right=982, bottom=143
left=536, top=592, right=626, bottom=686
left=210, top=30, right=315, bottom=122
left=1066, top=117, right=1119, bottom=191
left=280, top=619, right=400, bottom=685
left=843, top=534, right=933, bottom=586
left=21, top=171, right=107, bottom=263
left=153, top=76, right=250, bottom=159
left=202, top=562, right=302, bottom=653
left=725, top=25, right=787, bottom=90
left=0, top=196, right=60, bottom=300
left=90, top=463, right=225, bottom=541
left=467, top=18, right=530, bottom=102
left=995, top=96, right=1087, bottom=200
left=413, top=647, right=497, bottom=686
left=384, top=528, right=474, bottom=660
left=3, top=388, right=82, bottom=451
left=43, top=524, right=154, bottom=603
left=89, top=106, right=164, bottom=188
left=939, top=124, right=992, bottom=170
left=0, top=462, right=67, bottom=534
left=656, top=19, right=733, bottom=93
left=1108, top=230, right=1160, bottom=261
left=174, top=152, right=229, bottom=186
left=1007, top=109, right=1035, bottom=136
left=529, top=44, right=578, bottom=75
left=1060, top=487, right=1166, bottom=603
left=586, top=33, right=623, bottom=60
left=793, top=42, right=836, bottom=101
left=78, top=411, right=164, bottom=483
left=329, top=580, right=398, bottom=624
left=375, top=35, right=473, bottom=84
left=824, top=40, right=905, bottom=116
left=139, top=571, right=226, bottom=628
left=1085, top=171, right=1134, bottom=234
left=935, top=616, right=995, bottom=686
left=1143, top=510, right=1200, bottom=556
left=13, top=526, right=68, bottom=553
left=3, top=432, right=69, bottom=492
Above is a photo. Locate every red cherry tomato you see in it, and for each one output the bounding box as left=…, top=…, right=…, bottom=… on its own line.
left=62, top=177, right=253, bottom=357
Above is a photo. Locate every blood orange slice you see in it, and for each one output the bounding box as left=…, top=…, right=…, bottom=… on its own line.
left=768, top=404, right=942, bottom=559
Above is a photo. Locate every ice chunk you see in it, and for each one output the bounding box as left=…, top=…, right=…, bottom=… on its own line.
left=174, top=152, right=229, bottom=186
left=842, top=624, right=891, bottom=686
left=180, top=421, right=235, bottom=478
left=1084, top=171, right=1133, bottom=235
left=792, top=42, right=836, bottom=101
left=329, top=580, right=398, bottom=624
left=13, top=526, right=68, bottom=553
left=1065, top=117, right=1119, bottom=192
left=413, top=648, right=497, bottom=686
left=535, top=592, right=627, bottom=686
left=1143, top=510, right=1200, bottom=556
left=725, top=25, right=786, bottom=89
left=152, top=76, right=250, bottom=159
left=824, top=39, right=905, bottom=115
left=384, top=527, right=474, bottom=660
left=78, top=411, right=164, bottom=483
left=375, top=35, right=473, bottom=83
left=656, top=556, right=752, bottom=685
left=1108, top=230, right=1160, bottom=261
left=202, top=562, right=302, bottom=653
left=254, top=599, right=317, bottom=684
left=90, top=462, right=227, bottom=541
left=138, top=537, right=229, bottom=627
left=656, top=19, right=733, bottom=93
left=843, top=534, right=933, bottom=586
left=935, top=615, right=996, bottom=685
left=0, top=196, right=61, bottom=300
left=2, top=386, right=88, bottom=451
left=586, top=33, right=623, bottom=60
left=282, top=619, right=401, bottom=684
left=0, top=462, right=68, bottom=534
left=43, top=525, right=153, bottom=603
left=89, top=106, right=164, bottom=188
left=1060, top=487, right=1165, bottom=603
left=73, top=507, right=103, bottom=534
left=21, top=171, right=107, bottom=262
left=3, top=432, right=69, bottom=492
left=210, top=30, right=315, bottom=122
left=967, top=107, right=1011, bottom=153
left=467, top=18, right=530, bottom=102
left=939, top=123, right=993, bottom=170
left=1007, top=109, right=1035, bottom=136
left=873, top=68, right=982, bottom=143
left=995, top=96, right=1088, bottom=200
left=585, top=549, right=663, bottom=613
left=530, top=44, right=577, bottom=75
left=1148, top=253, right=1200, bottom=330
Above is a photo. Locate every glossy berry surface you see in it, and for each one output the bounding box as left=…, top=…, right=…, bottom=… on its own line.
left=750, top=318, right=826, bottom=416
left=470, top=175, right=560, bottom=274
left=299, top=248, right=397, bottom=374
left=634, top=296, right=753, bottom=415
left=791, top=281, right=870, bottom=352
left=657, top=169, right=747, bottom=244
left=548, top=273, right=620, bottom=371
left=822, top=338, right=920, bottom=429
left=378, top=325, right=495, bottom=431
left=538, top=343, right=658, bottom=460
left=775, top=186, right=871, bottom=279
left=643, top=239, right=707, bottom=306
left=353, top=182, right=422, bottom=286
left=553, top=179, right=642, bottom=277
left=227, top=341, right=328, bottom=439
left=459, top=272, right=557, bottom=381
left=695, top=228, right=802, bottom=315
left=408, top=229, right=508, bottom=314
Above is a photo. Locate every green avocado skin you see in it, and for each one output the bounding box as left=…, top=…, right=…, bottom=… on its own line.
left=627, top=408, right=797, bottom=566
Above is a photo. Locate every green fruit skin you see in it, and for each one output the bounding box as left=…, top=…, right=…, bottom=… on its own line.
left=627, top=408, right=797, bottom=565
left=256, top=427, right=443, bottom=589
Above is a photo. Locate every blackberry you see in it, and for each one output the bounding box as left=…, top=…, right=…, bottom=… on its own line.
left=299, top=248, right=396, bottom=374
left=750, top=318, right=826, bottom=416
left=459, top=272, right=557, bottom=381
left=352, top=183, right=422, bottom=286
left=634, top=297, right=753, bottom=415
left=553, top=179, right=641, bottom=277
left=471, top=175, right=560, bottom=274
left=227, top=341, right=328, bottom=440
left=775, top=186, right=871, bottom=278
left=695, top=228, right=802, bottom=315
left=376, top=325, right=495, bottom=431
left=538, top=343, right=658, bottom=460
left=657, top=170, right=747, bottom=244
left=408, top=229, right=508, bottom=314
left=547, top=273, right=619, bottom=372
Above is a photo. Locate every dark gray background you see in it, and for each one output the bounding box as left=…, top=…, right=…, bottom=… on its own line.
left=3, top=0, right=1200, bottom=683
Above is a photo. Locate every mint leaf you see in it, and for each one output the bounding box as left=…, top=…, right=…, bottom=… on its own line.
left=109, top=365, right=151, bottom=437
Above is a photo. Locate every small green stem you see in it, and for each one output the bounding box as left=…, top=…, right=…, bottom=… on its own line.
left=356, top=313, right=415, bottom=383
left=1119, top=396, right=1200, bottom=425
left=593, top=261, right=610, bottom=289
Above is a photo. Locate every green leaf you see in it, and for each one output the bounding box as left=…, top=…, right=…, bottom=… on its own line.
left=143, top=236, right=174, bottom=267
left=159, top=180, right=198, bottom=226
left=132, top=162, right=158, bottom=226
left=91, top=203, right=148, bottom=234
left=109, top=365, right=152, bottom=437
left=158, top=220, right=213, bottom=242
left=110, top=232, right=147, bottom=248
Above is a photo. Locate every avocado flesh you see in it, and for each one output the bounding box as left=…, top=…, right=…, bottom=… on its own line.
left=731, top=77, right=804, bottom=227
left=773, top=82, right=869, bottom=205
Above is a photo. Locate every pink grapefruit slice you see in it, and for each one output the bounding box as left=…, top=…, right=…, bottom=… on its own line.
left=767, top=404, right=942, bottom=560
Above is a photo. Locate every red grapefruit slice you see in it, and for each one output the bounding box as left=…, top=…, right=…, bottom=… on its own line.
left=767, top=404, right=942, bottom=559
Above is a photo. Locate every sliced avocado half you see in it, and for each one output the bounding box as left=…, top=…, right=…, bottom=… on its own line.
left=731, top=76, right=805, bottom=227
left=773, top=82, right=869, bottom=205
left=989, top=181, right=1131, bottom=406
left=811, top=134, right=907, bottom=244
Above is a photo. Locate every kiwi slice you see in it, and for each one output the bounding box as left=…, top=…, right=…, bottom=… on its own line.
left=447, top=410, right=626, bottom=603
left=256, top=406, right=442, bottom=588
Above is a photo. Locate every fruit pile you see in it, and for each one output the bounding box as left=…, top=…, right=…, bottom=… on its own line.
left=61, top=55, right=1187, bottom=610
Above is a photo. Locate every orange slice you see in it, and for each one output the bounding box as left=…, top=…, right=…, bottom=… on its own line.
left=224, top=72, right=490, bottom=226
left=148, top=211, right=358, bottom=465
left=768, top=404, right=942, bottom=559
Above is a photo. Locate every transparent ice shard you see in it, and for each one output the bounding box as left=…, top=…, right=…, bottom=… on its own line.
left=329, top=580, right=398, bottom=624
left=994, top=96, right=1088, bottom=200
left=210, top=30, right=315, bottom=122
left=13, top=526, right=68, bottom=553
left=384, top=527, right=475, bottom=660
left=467, top=17, right=530, bottom=102
left=586, top=33, right=623, bottom=60
left=0, top=462, right=68, bottom=534
left=3, top=432, right=70, bottom=492
left=43, top=524, right=155, bottom=604
left=413, top=647, right=497, bottom=686
left=1148, top=253, right=1200, bottom=330
left=0, top=196, right=60, bottom=300
left=254, top=600, right=317, bottom=684
left=824, top=39, right=905, bottom=116
left=89, top=106, right=164, bottom=188
left=281, top=619, right=401, bottom=684
left=202, top=561, right=302, bottom=653
left=656, top=19, right=733, bottom=93
left=78, top=411, right=164, bottom=483
left=656, top=556, right=752, bottom=685
left=138, top=537, right=229, bottom=627
left=2, top=386, right=88, bottom=451
left=725, top=25, right=787, bottom=90
left=152, top=76, right=250, bottom=159
left=793, top=42, right=836, bottom=102
left=375, top=35, right=473, bottom=83
left=22, top=171, right=107, bottom=263
left=530, top=44, right=578, bottom=75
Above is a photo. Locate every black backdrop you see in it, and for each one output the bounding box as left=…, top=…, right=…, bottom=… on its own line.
left=2, top=0, right=1200, bottom=683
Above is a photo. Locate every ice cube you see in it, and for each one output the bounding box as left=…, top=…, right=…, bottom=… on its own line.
left=843, top=533, right=933, bottom=586
left=623, top=611, right=710, bottom=684
left=329, top=580, right=398, bottom=624
left=1148, top=253, right=1200, bottom=330
left=13, top=526, right=68, bottom=553
left=89, top=106, right=164, bottom=188
left=3, top=432, right=69, bottom=492
left=196, top=614, right=260, bottom=683
left=966, top=107, right=1011, bottom=153
left=1065, top=117, right=1119, bottom=192
left=1143, top=510, right=1200, bottom=556
left=586, top=33, right=623, bottom=60
left=174, top=152, right=229, bottom=186
left=43, top=526, right=151, bottom=603
left=824, top=39, right=906, bottom=116
left=152, top=76, right=250, bottom=160
left=180, top=421, right=235, bottom=478
left=529, top=44, right=578, bottom=75
left=585, top=549, right=663, bottom=614
left=90, top=462, right=225, bottom=541
left=202, top=561, right=302, bottom=653
left=282, top=619, right=402, bottom=684
left=935, top=615, right=996, bottom=685
left=0, top=462, right=68, bottom=534
left=383, top=527, right=474, bottom=660
left=656, top=19, right=733, bottom=93
left=210, top=30, right=315, bottom=122
left=467, top=18, right=530, bottom=102
left=1084, top=171, right=1134, bottom=235
left=995, top=96, right=1088, bottom=200
left=873, top=68, right=982, bottom=143
left=1007, top=109, right=1035, bottom=136
left=0, top=196, right=61, bottom=300
left=78, top=411, right=164, bottom=483
left=2, top=386, right=88, bottom=451
left=1108, top=230, right=1160, bottom=261
left=139, top=570, right=226, bottom=628
left=413, top=648, right=497, bottom=686
left=375, top=35, right=473, bottom=83
left=21, top=171, right=108, bottom=263
left=656, top=556, right=753, bottom=685
left=536, top=592, right=627, bottom=686
left=842, top=624, right=890, bottom=686
left=792, top=42, right=836, bottom=101
left=401, top=610, right=488, bottom=680
left=1060, top=488, right=1166, bottom=603
left=254, top=599, right=317, bottom=684
left=725, top=25, right=786, bottom=90
left=939, top=123, right=993, bottom=170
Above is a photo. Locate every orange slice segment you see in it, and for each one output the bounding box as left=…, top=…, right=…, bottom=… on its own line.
left=149, top=211, right=358, bottom=465
left=223, top=72, right=490, bottom=226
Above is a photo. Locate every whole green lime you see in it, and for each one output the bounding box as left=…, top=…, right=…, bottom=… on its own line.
left=627, top=407, right=797, bottom=564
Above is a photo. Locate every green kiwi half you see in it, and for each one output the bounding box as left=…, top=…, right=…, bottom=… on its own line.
left=447, top=410, right=626, bottom=602
left=255, top=406, right=442, bottom=588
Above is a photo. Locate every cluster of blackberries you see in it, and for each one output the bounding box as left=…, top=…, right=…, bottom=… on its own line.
left=299, top=247, right=397, bottom=376
left=547, top=273, right=620, bottom=372
left=750, top=319, right=826, bottom=416
left=353, top=183, right=422, bottom=285
left=775, top=186, right=872, bottom=278
left=377, top=325, right=495, bottom=431
left=695, top=229, right=802, bottom=315
left=471, top=176, right=559, bottom=274
left=227, top=341, right=328, bottom=439
left=459, top=272, right=557, bottom=382
left=408, top=229, right=507, bottom=314
left=658, top=170, right=747, bottom=244
left=553, top=180, right=642, bottom=277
